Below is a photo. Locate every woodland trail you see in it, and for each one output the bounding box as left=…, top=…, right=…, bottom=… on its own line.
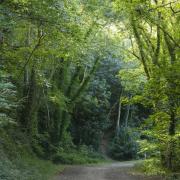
left=54, top=161, right=163, bottom=180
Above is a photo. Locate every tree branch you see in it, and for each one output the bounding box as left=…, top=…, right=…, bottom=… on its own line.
left=18, top=34, right=45, bottom=78
left=149, top=0, right=179, bottom=11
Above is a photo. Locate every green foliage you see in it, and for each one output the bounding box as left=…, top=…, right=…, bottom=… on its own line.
left=72, top=77, right=111, bottom=149
left=0, top=0, right=179, bottom=178
left=52, top=145, right=104, bottom=165
left=135, top=159, right=180, bottom=179
left=135, top=158, right=166, bottom=176
left=0, top=128, right=64, bottom=180
left=0, top=70, right=17, bottom=127
left=113, top=0, right=180, bottom=173
left=108, top=127, right=139, bottom=160
left=0, top=152, right=63, bottom=180
left=137, top=139, right=159, bottom=159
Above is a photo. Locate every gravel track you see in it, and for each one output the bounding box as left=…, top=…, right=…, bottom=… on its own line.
left=54, top=161, right=163, bottom=180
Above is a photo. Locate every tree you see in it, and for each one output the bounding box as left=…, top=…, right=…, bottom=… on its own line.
left=113, top=0, right=180, bottom=171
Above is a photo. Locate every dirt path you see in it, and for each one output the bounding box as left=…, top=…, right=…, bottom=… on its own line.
left=54, top=161, right=163, bottom=180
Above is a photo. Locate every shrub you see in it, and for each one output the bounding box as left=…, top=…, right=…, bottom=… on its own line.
left=108, top=127, right=139, bottom=160
left=52, top=145, right=104, bottom=164
left=0, top=128, right=63, bottom=180
left=134, top=158, right=166, bottom=176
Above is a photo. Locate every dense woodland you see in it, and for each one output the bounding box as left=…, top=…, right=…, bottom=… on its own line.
left=0, top=0, right=179, bottom=179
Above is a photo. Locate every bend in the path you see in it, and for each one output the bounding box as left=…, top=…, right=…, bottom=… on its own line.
left=54, top=161, right=163, bottom=180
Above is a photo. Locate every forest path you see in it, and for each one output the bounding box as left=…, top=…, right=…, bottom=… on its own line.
left=54, top=161, right=162, bottom=180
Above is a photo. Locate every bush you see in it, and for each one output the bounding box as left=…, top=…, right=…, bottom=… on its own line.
left=108, top=127, right=139, bottom=160
left=0, top=128, right=63, bottom=180
left=135, top=158, right=166, bottom=176
left=52, top=145, right=104, bottom=164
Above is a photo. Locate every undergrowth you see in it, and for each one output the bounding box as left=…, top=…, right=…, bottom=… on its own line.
left=52, top=145, right=104, bottom=164
left=0, top=150, right=63, bottom=180
left=0, top=127, right=64, bottom=180
left=134, top=159, right=180, bottom=180
left=0, top=127, right=105, bottom=180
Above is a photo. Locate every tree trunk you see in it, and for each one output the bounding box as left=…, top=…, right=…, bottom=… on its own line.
left=71, top=57, right=100, bottom=102
left=131, top=16, right=150, bottom=79
left=125, top=103, right=130, bottom=129
left=164, top=32, right=177, bottom=170
left=116, top=99, right=122, bottom=136
left=59, top=111, right=71, bottom=142
left=116, top=90, right=123, bottom=136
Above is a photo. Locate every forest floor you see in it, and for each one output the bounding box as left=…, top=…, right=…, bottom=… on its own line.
left=54, top=161, right=163, bottom=180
